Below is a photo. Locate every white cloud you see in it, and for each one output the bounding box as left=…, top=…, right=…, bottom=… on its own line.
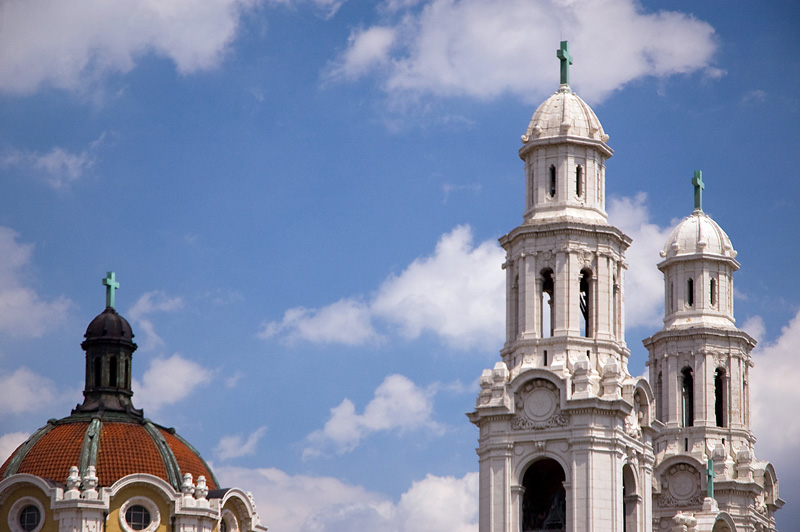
left=0, top=432, right=30, bottom=464
left=2, top=134, right=107, bottom=188
left=0, top=0, right=259, bottom=95
left=330, top=0, right=719, bottom=103
left=304, top=374, right=440, bottom=457
left=740, top=315, right=765, bottom=344
left=0, top=368, right=60, bottom=416
left=608, top=193, right=676, bottom=329
left=215, top=466, right=477, bottom=532
left=215, top=426, right=267, bottom=460
left=371, top=225, right=504, bottom=349
left=0, top=228, right=72, bottom=337
left=395, top=473, right=478, bottom=532
left=132, top=353, right=212, bottom=412
left=751, top=310, right=800, bottom=461
left=261, top=225, right=504, bottom=350
left=259, top=298, right=380, bottom=345
left=127, top=291, right=185, bottom=351
left=329, top=26, right=398, bottom=80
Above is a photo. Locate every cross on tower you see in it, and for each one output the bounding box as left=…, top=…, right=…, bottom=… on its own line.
left=102, top=271, right=119, bottom=309
left=692, top=170, right=705, bottom=211
left=557, top=41, right=573, bottom=86
left=706, top=458, right=716, bottom=499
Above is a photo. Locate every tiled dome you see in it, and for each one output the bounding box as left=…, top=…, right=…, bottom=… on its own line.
left=660, top=210, right=737, bottom=261
left=0, top=414, right=218, bottom=490
left=1, top=273, right=218, bottom=491
left=521, top=85, right=608, bottom=143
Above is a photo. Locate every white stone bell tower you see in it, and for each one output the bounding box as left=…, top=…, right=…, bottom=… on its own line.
left=645, top=173, right=783, bottom=531
left=469, top=42, right=656, bottom=532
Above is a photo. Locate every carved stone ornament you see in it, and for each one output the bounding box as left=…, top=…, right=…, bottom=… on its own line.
left=713, top=351, right=728, bottom=370
left=656, top=464, right=702, bottom=508
left=512, top=379, right=570, bottom=430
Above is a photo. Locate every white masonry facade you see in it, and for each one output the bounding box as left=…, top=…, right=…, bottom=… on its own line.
left=468, top=43, right=782, bottom=532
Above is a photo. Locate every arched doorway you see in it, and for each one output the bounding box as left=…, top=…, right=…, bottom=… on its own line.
left=521, top=458, right=566, bottom=531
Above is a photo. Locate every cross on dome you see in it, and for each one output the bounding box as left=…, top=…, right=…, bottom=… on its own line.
left=557, top=41, right=573, bottom=86
left=102, top=271, right=119, bottom=308
left=692, top=170, right=705, bottom=212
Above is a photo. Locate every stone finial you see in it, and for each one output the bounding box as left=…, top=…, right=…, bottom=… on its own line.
left=492, top=361, right=509, bottom=382
left=181, top=473, right=195, bottom=496
left=477, top=369, right=493, bottom=407
left=572, top=357, right=597, bottom=399
left=64, top=466, right=82, bottom=500
left=82, top=466, right=99, bottom=499
left=195, top=476, right=208, bottom=500
left=601, top=359, right=622, bottom=399
left=66, top=466, right=81, bottom=490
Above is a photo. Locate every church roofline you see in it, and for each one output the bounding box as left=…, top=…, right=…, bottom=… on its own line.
left=519, top=134, right=613, bottom=159
left=499, top=220, right=632, bottom=248
left=642, top=326, right=757, bottom=349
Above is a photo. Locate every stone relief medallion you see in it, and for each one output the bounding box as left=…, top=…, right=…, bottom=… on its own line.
left=512, top=379, right=569, bottom=431
left=669, top=470, right=696, bottom=499
left=656, top=464, right=703, bottom=508
left=524, top=387, right=557, bottom=421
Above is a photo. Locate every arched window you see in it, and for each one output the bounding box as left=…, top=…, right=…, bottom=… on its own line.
left=687, top=278, right=694, bottom=307
left=715, top=368, right=726, bottom=427
left=622, top=464, right=638, bottom=532
left=541, top=269, right=554, bottom=338
left=710, top=278, right=717, bottom=306
left=655, top=372, right=663, bottom=421
left=109, top=355, right=117, bottom=387
left=94, top=356, right=102, bottom=387
left=681, top=367, right=694, bottom=427
left=579, top=269, right=592, bottom=337
left=549, top=165, right=556, bottom=198
left=521, top=459, right=566, bottom=532
left=575, top=165, right=583, bottom=197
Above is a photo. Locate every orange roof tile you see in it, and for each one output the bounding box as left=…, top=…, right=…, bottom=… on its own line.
left=159, top=428, right=218, bottom=490
left=96, top=422, right=167, bottom=486
left=16, top=423, right=87, bottom=483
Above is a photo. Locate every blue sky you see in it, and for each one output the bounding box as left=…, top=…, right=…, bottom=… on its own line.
left=0, top=0, right=798, bottom=530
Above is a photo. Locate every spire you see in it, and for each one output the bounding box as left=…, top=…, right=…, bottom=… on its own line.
left=692, top=170, right=704, bottom=212
left=557, top=41, right=573, bottom=87
left=74, top=272, right=141, bottom=417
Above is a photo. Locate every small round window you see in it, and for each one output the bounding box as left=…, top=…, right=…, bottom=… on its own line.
left=8, top=498, right=45, bottom=532
left=19, top=506, right=41, bottom=532
left=125, top=505, right=151, bottom=531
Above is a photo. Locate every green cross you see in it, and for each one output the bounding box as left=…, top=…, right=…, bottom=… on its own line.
left=706, top=458, right=715, bottom=498
left=102, top=271, right=119, bottom=309
left=692, top=170, right=704, bottom=211
left=557, top=41, right=573, bottom=85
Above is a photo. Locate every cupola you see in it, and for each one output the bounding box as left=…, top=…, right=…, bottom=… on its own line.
left=658, top=172, right=739, bottom=329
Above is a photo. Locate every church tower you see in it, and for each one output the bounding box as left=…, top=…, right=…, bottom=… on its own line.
left=645, top=175, right=783, bottom=531
left=469, top=42, right=656, bottom=532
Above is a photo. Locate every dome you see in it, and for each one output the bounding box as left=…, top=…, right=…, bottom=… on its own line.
left=84, top=307, right=134, bottom=344
left=521, top=85, right=608, bottom=143
left=660, top=210, right=737, bottom=261
left=0, top=413, right=219, bottom=490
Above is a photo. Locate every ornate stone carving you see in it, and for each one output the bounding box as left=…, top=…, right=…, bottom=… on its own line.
left=512, top=379, right=570, bottom=430
left=656, top=463, right=703, bottom=508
